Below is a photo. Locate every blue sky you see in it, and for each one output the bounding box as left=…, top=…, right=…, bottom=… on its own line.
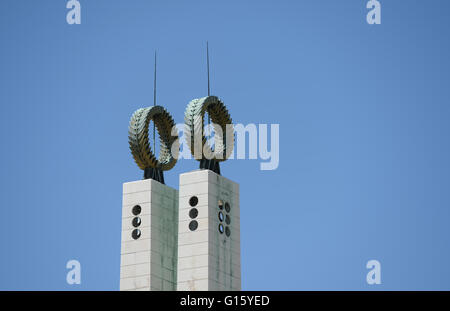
left=1, top=0, right=450, bottom=290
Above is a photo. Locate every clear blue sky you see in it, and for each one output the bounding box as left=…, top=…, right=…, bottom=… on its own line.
left=1, top=0, right=450, bottom=290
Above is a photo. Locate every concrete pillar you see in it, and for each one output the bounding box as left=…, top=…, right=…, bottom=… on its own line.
left=120, top=179, right=178, bottom=291
left=177, top=170, right=241, bottom=291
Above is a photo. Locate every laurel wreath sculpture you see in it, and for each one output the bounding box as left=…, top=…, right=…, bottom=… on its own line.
left=184, top=96, right=234, bottom=161
left=128, top=106, right=178, bottom=171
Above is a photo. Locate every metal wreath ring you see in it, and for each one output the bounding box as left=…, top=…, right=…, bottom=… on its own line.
left=184, top=96, right=234, bottom=162
left=128, top=105, right=178, bottom=171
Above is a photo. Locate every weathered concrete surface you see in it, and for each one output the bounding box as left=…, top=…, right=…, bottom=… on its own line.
left=120, top=179, right=178, bottom=291
left=177, top=170, right=241, bottom=291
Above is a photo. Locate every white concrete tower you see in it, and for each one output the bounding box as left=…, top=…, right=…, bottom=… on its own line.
left=122, top=54, right=181, bottom=290
left=177, top=169, right=241, bottom=291
left=120, top=179, right=178, bottom=291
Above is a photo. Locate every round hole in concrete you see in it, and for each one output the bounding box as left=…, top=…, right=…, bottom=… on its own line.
left=189, top=208, right=198, bottom=219
left=189, top=196, right=199, bottom=207
left=132, top=205, right=141, bottom=215
left=132, top=229, right=141, bottom=240
left=132, top=217, right=141, bottom=227
left=189, top=220, right=198, bottom=231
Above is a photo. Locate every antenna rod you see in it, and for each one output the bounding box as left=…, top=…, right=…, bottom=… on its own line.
left=207, top=41, right=210, bottom=96
left=153, top=51, right=156, bottom=152
left=206, top=42, right=211, bottom=137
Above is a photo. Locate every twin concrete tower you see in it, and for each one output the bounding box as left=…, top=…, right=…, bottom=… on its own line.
left=120, top=92, right=241, bottom=291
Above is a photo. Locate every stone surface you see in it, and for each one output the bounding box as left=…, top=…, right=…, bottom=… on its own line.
left=120, top=179, right=178, bottom=291
left=177, top=170, right=241, bottom=291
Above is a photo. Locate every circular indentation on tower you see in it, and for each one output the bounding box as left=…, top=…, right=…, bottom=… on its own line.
left=189, top=208, right=198, bottom=219
left=225, top=226, right=231, bottom=237
left=218, top=200, right=224, bottom=210
left=189, top=196, right=199, bottom=207
left=189, top=220, right=198, bottom=231
left=224, top=202, right=230, bottom=213
left=218, top=211, right=224, bottom=222
left=132, top=217, right=141, bottom=227
left=225, top=214, right=231, bottom=225
left=132, top=205, right=141, bottom=216
left=218, top=224, right=224, bottom=234
left=132, top=229, right=141, bottom=240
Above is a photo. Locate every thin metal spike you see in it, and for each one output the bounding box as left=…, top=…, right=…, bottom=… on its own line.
left=206, top=42, right=211, bottom=134
left=207, top=41, right=210, bottom=97
left=153, top=51, right=156, bottom=153
left=154, top=51, right=157, bottom=107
